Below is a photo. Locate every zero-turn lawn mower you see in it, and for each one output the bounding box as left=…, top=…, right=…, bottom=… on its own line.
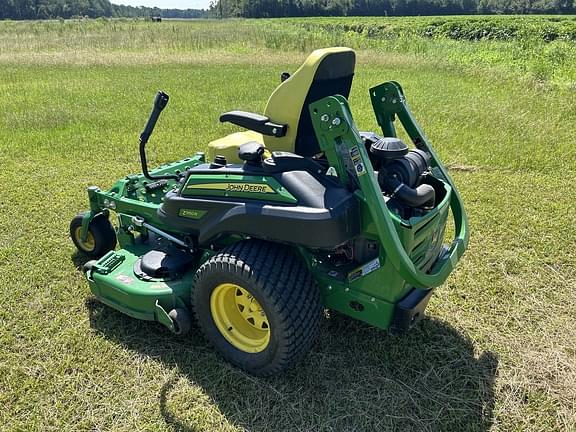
left=70, top=47, right=469, bottom=376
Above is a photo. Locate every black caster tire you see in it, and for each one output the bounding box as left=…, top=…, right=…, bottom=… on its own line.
left=70, top=212, right=117, bottom=259
left=192, top=239, right=322, bottom=377
left=168, top=308, right=192, bottom=335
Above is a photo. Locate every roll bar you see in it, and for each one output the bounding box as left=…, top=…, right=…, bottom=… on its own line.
left=309, top=82, right=469, bottom=289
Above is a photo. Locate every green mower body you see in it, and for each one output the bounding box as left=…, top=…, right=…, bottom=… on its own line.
left=72, top=49, right=468, bottom=376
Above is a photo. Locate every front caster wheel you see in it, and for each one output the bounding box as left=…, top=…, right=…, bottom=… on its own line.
left=70, top=212, right=117, bottom=259
left=168, top=308, right=191, bottom=335
left=192, top=240, right=322, bottom=377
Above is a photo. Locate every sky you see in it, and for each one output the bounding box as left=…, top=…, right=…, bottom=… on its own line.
left=110, top=0, right=212, bottom=10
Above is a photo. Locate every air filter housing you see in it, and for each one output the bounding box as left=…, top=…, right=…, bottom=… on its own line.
left=369, top=137, right=409, bottom=160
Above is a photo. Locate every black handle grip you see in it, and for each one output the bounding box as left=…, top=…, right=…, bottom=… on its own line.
left=154, top=91, right=169, bottom=110
left=140, top=91, right=169, bottom=145
left=139, top=91, right=177, bottom=181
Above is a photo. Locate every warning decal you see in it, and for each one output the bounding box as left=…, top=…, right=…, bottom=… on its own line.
left=348, top=257, right=381, bottom=282
left=349, top=145, right=366, bottom=177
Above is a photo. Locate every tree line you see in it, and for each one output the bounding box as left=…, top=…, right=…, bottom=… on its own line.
left=1, top=0, right=573, bottom=20
left=0, top=0, right=206, bottom=20
left=208, top=0, right=575, bottom=17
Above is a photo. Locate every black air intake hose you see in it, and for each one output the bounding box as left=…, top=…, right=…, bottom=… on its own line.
left=379, top=175, right=436, bottom=209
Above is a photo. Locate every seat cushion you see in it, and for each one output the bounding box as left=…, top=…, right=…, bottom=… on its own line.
left=207, top=130, right=264, bottom=164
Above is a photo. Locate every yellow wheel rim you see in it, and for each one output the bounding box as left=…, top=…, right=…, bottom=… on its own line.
left=74, top=226, right=95, bottom=252
left=210, top=283, right=270, bottom=353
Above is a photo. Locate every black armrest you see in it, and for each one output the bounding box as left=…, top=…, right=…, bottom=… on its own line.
left=219, top=110, right=287, bottom=137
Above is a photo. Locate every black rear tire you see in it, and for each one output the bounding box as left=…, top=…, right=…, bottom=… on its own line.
left=192, top=239, right=322, bottom=376
left=70, top=212, right=117, bottom=259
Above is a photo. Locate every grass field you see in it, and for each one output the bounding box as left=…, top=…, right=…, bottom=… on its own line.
left=0, top=17, right=575, bottom=431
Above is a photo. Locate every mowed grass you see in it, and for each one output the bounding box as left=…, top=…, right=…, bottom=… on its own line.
left=0, top=18, right=575, bottom=431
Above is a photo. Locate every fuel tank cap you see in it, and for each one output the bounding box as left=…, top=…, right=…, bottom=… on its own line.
left=239, top=142, right=265, bottom=163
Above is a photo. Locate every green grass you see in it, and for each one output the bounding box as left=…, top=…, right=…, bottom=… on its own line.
left=1, top=16, right=575, bottom=85
left=0, top=17, right=575, bottom=431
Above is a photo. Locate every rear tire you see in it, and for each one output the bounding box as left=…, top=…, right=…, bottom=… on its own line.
left=70, top=212, right=117, bottom=259
left=192, top=239, right=322, bottom=376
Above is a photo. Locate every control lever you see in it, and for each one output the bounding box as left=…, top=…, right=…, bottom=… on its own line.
left=139, top=91, right=178, bottom=181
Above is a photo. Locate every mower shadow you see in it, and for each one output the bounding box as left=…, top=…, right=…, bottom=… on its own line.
left=71, top=251, right=91, bottom=269
left=86, top=299, right=498, bottom=432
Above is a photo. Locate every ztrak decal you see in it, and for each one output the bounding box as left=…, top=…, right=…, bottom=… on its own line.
left=179, top=208, right=208, bottom=220
left=186, top=183, right=276, bottom=194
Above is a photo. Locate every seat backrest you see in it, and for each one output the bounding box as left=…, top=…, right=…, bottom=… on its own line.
left=263, top=47, right=356, bottom=157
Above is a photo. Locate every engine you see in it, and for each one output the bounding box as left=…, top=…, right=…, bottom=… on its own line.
left=362, top=133, right=436, bottom=218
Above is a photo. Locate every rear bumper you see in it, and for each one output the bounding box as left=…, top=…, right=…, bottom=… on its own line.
left=389, top=286, right=434, bottom=335
left=388, top=245, right=451, bottom=334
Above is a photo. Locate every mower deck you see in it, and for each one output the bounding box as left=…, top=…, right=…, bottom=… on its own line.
left=86, top=241, right=197, bottom=332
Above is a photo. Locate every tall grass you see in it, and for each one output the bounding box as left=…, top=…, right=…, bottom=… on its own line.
left=1, top=17, right=575, bottom=85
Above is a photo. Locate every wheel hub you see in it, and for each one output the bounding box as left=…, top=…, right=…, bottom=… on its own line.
left=210, top=283, right=270, bottom=353
left=74, top=226, right=95, bottom=252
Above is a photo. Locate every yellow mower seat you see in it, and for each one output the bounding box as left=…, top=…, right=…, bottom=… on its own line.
left=207, top=47, right=356, bottom=163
